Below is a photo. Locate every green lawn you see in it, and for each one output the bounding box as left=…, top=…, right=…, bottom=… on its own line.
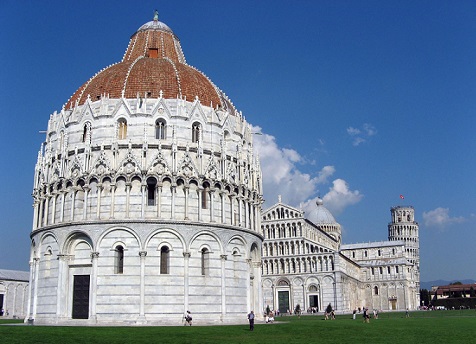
left=1, top=310, right=475, bottom=344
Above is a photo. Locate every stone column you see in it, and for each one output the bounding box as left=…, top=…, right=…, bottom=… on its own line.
left=183, top=252, right=191, bottom=313
left=138, top=251, right=147, bottom=322
left=43, top=197, right=49, bottom=226
left=125, top=182, right=131, bottom=218
left=230, top=195, right=235, bottom=225
left=141, top=184, right=146, bottom=219
left=237, top=197, right=242, bottom=226
left=32, top=258, right=40, bottom=319
left=38, top=199, right=44, bottom=228
left=96, top=184, right=102, bottom=219
left=32, top=201, right=39, bottom=230
left=220, top=192, right=225, bottom=224
left=244, top=200, right=249, bottom=229
left=90, top=252, right=99, bottom=322
left=198, top=189, right=202, bottom=221
left=171, top=185, right=176, bottom=220
left=70, top=189, right=76, bottom=221
left=110, top=184, right=116, bottom=219
left=220, top=255, right=227, bottom=318
left=26, top=261, right=34, bottom=320
left=60, top=193, right=65, bottom=223
left=210, top=190, right=215, bottom=222
left=56, top=254, right=69, bottom=320
left=82, top=185, right=89, bottom=220
left=157, top=185, right=162, bottom=218
left=51, top=193, right=57, bottom=225
left=184, top=187, right=189, bottom=220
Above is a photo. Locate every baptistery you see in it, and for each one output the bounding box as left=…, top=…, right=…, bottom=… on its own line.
left=28, top=12, right=263, bottom=325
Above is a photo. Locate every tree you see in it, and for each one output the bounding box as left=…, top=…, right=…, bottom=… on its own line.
left=420, top=289, right=430, bottom=306
left=470, top=287, right=475, bottom=298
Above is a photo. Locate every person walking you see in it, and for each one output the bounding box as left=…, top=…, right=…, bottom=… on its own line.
left=184, top=310, right=192, bottom=326
left=248, top=310, right=255, bottom=331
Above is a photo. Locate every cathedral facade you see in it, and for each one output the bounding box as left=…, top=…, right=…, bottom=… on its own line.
left=261, top=198, right=420, bottom=314
left=27, top=14, right=263, bottom=325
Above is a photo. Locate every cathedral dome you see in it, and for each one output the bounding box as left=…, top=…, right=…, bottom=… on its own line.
left=65, top=14, right=234, bottom=112
left=306, top=198, right=337, bottom=225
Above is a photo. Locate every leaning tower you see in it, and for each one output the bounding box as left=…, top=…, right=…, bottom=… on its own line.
left=28, top=12, right=263, bottom=325
left=388, top=206, right=419, bottom=266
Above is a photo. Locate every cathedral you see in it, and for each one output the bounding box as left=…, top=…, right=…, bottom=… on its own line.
left=25, top=13, right=419, bottom=325
left=261, top=198, right=420, bottom=314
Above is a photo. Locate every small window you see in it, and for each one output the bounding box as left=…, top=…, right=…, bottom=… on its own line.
left=374, top=286, right=379, bottom=295
left=371, top=267, right=375, bottom=275
left=155, top=119, right=166, bottom=140
left=201, top=189, right=208, bottom=209
left=149, top=48, right=159, bottom=58
left=364, top=250, right=368, bottom=258
left=147, top=178, right=157, bottom=206
left=378, top=249, right=381, bottom=256
left=160, top=246, right=169, bottom=274
left=396, top=266, right=399, bottom=273
left=201, top=248, right=209, bottom=276
left=82, top=122, right=91, bottom=143
left=118, top=119, right=127, bottom=139
left=192, top=122, right=201, bottom=143
left=115, top=245, right=124, bottom=274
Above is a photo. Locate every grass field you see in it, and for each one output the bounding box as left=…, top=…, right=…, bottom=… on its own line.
left=1, top=310, right=475, bottom=344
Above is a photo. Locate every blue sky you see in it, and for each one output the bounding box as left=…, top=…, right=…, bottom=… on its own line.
left=1, top=0, right=475, bottom=283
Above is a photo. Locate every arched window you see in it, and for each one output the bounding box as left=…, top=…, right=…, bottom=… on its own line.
left=155, top=119, right=166, bottom=140
left=160, top=246, right=169, bottom=274
left=374, top=286, right=379, bottom=295
left=147, top=177, right=157, bottom=206
left=192, top=122, right=201, bottom=143
left=201, top=183, right=209, bottom=209
left=201, top=248, right=209, bottom=276
left=114, top=245, right=124, bottom=274
left=82, top=122, right=91, bottom=143
left=118, top=119, right=127, bottom=139
left=201, top=190, right=208, bottom=209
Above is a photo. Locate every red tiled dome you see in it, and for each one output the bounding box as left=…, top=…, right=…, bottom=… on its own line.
left=66, top=18, right=231, bottom=111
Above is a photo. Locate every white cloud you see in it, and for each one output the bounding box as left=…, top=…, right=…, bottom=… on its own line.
left=422, top=207, right=465, bottom=228
left=363, top=123, right=377, bottom=136
left=252, top=126, right=362, bottom=214
left=347, top=123, right=377, bottom=146
left=346, top=127, right=361, bottom=136
left=351, top=137, right=366, bottom=146
left=322, top=179, right=363, bottom=214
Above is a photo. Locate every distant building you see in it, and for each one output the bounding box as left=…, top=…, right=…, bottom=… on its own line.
left=432, top=283, right=476, bottom=299
left=261, top=198, right=420, bottom=313
left=0, top=269, right=29, bottom=318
